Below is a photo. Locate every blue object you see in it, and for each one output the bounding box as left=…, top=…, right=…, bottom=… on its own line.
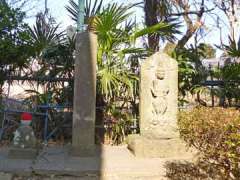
left=0, top=99, right=71, bottom=142
left=78, top=0, right=85, bottom=31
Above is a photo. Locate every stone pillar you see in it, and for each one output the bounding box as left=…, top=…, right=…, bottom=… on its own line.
left=71, top=32, right=97, bottom=156
left=128, top=52, right=192, bottom=158
left=140, top=52, right=178, bottom=139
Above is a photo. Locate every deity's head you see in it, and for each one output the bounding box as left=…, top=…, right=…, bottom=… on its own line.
left=155, top=61, right=165, bottom=80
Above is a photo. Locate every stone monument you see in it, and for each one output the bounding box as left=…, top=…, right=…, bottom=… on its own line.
left=71, top=32, right=97, bottom=156
left=8, top=112, right=38, bottom=159
left=128, top=52, right=191, bottom=158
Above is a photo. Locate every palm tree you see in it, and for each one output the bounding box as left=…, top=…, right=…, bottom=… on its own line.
left=65, top=0, right=103, bottom=30
left=26, top=13, right=74, bottom=105
left=28, top=12, right=64, bottom=56
left=65, top=0, right=181, bottom=104
left=91, top=3, right=179, bottom=98
left=66, top=1, right=180, bottom=143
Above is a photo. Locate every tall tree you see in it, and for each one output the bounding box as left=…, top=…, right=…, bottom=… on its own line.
left=144, top=0, right=160, bottom=52
left=144, top=0, right=216, bottom=50
left=214, top=0, right=240, bottom=41
left=173, top=0, right=210, bottom=48
left=0, top=0, right=32, bottom=88
left=144, top=0, right=175, bottom=52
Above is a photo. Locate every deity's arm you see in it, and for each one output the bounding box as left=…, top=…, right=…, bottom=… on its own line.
left=150, top=81, right=157, bottom=98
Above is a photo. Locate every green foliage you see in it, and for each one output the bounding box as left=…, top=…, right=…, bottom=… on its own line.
left=198, top=43, right=216, bottom=59
left=91, top=3, right=143, bottom=143
left=213, top=63, right=240, bottom=106
left=93, top=3, right=144, bottom=102
left=168, top=41, right=218, bottom=105
left=25, top=13, right=74, bottom=106
left=65, top=0, right=103, bottom=24
left=0, top=0, right=32, bottom=85
left=222, top=36, right=240, bottom=58
left=93, top=3, right=181, bottom=101
left=92, top=3, right=181, bottom=142
left=179, top=107, right=240, bottom=179
left=131, top=20, right=181, bottom=43
left=28, top=13, right=64, bottom=56
left=216, top=63, right=240, bottom=81
left=172, top=45, right=209, bottom=104
left=93, top=3, right=133, bottom=50
left=104, top=106, right=133, bottom=145
left=24, top=89, right=50, bottom=105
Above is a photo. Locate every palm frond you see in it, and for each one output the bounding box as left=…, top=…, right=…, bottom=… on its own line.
left=65, top=0, right=79, bottom=22
left=222, top=36, right=240, bottom=58
left=93, top=3, right=133, bottom=50
left=28, top=18, right=64, bottom=55
left=131, top=20, right=181, bottom=42
left=65, top=0, right=103, bottom=23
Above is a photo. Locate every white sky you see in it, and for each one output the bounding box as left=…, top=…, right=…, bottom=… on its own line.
left=24, top=0, right=240, bottom=57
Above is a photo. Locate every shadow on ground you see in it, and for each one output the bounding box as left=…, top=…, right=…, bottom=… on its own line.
left=165, top=160, right=224, bottom=180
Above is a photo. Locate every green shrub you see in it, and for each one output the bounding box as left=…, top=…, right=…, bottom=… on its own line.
left=178, top=107, right=240, bottom=179
left=104, top=106, right=133, bottom=145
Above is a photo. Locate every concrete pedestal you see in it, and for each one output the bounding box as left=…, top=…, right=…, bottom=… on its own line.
left=128, top=135, right=194, bottom=158
left=8, top=148, right=38, bottom=159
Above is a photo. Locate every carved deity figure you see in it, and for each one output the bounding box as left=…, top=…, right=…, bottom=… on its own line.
left=150, top=62, right=169, bottom=126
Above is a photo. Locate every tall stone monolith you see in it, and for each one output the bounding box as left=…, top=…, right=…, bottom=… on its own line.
left=128, top=52, right=191, bottom=158
left=72, top=32, right=97, bottom=156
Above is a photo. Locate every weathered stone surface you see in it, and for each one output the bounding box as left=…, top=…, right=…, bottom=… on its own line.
left=8, top=125, right=38, bottom=159
left=0, top=173, right=13, bottom=180
left=12, top=126, right=37, bottom=149
left=8, top=148, right=38, bottom=159
left=140, top=52, right=178, bottom=139
left=128, top=52, right=193, bottom=158
left=0, top=145, right=196, bottom=179
left=72, top=32, right=97, bottom=157
left=127, top=135, right=193, bottom=158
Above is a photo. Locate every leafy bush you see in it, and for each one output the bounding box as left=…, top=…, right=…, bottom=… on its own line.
left=178, top=107, right=240, bottom=179
left=170, top=44, right=209, bottom=105
left=213, top=63, right=240, bottom=107
left=104, top=106, right=133, bottom=145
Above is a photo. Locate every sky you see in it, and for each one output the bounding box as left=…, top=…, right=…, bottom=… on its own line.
left=25, top=0, right=142, bottom=28
left=24, top=0, right=240, bottom=57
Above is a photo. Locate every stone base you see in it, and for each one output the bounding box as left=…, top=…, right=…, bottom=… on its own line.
left=127, top=135, right=195, bottom=158
left=8, top=148, right=38, bottom=159
left=70, top=145, right=96, bottom=157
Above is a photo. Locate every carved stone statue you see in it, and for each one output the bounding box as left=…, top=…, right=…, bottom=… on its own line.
left=127, top=52, right=194, bottom=158
left=138, top=52, right=178, bottom=139
left=150, top=62, right=169, bottom=126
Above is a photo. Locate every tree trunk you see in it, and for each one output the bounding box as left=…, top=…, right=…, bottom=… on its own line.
left=144, top=0, right=160, bottom=52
